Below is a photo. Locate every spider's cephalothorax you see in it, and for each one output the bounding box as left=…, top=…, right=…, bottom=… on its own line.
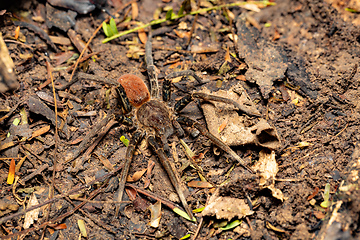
left=114, top=36, right=255, bottom=221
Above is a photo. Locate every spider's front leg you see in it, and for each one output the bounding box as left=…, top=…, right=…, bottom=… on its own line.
left=147, top=135, right=195, bottom=221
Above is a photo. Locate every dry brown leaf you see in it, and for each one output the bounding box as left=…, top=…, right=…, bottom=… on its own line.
left=202, top=189, right=254, bottom=220
left=187, top=180, right=214, bottom=188
left=7, top=158, right=15, bottom=184
left=127, top=169, right=147, bottom=182
left=31, top=125, right=50, bottom=139
left=23, top=193, right=40, bottom=229
left=148, top=200, right=161, bottom=228
left=218, top=117, right=228, bottom=133
left=252, top=150, right=285, bottom=201
left=266, top=221, right=287, bottom=233
left=225, top=47, right=231, bottom=62
left=138, top=28, right=147, bottom=44
left=14, top=26, right=20, bottom=40
left=131, top=2, right=138, bottom=20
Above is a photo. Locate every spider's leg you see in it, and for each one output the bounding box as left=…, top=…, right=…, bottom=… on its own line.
left=176, top=116, right=254, bottom=174
left=115, top=130, right=144, bottom=216
left=162, top=77, right=172, bottom=102
left=145, top=35, right=159, bottom=99
left=115, top=84, right=132, bottom=114
left=192, top=92, right=261, bottom=117
left=174, top=92, right=261, bottom=117
left=165, top=70, right=203, bottom=83
left=148, top=135, right=195, bottom=221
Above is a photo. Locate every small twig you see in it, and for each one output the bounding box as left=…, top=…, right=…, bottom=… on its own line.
left=64, top=114, right=115, bottom=163
left=0, top=163, right=124, bottom=224
left=2, top=184, right=105, bottom=239
left=4, top=39, right=33, bottom=49
left=18, top=163, right=49, bottom=184
left=0, top=98, right=26, bottom=123
left=72, top=119, right=117, bottom=170
left=69, top=20, right=108, bottom=83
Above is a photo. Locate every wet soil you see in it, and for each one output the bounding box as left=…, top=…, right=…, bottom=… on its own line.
left=1, top=0, right=360, bottom=239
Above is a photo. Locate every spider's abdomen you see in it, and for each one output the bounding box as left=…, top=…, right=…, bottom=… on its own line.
left=117, top=74, right=150, bottom=107
left=137, top=100, right=172, bottom=136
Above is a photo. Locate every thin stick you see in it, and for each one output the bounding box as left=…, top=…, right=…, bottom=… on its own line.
left=68, top=20, right=107, bottom=83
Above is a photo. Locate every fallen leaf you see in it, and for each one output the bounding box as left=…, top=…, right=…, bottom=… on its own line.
left=148, top=201, right=161, bottom=228
left=313, top=211, right=326, bottom=219
left=202, top=189, right=253, bottom=220
left=131, top=2, right=138, bottom=20
left=126, top=169, right=147, bottom=182
left=138, top=28, right=147, bottom=44
left=23, top=193, right=40, bottom=229
left=187, top=180, right=213, bottom=188
left=266, top=221, right=287, bottom=233
left=31, top=125, right=50, bottom=139
left=7, top=158, right=15, bottom=184
left=252, top=150, right=285, bottom=201
left=77, top=219, right=87, bottom=237
left=218, top=117, right=228, bottom=133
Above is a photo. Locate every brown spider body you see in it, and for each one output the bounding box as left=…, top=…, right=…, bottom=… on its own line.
left=118, top=74, right=174, bottom=140
left=137, top=100, right=174, bottom=140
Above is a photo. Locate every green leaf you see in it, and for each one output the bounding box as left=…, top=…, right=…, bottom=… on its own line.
left=120, top=135, right=129, bottom=147
left=173, top=207, right=196, bottom=222
left=192, top=206, right=205, bottom=213
left=109, top=18, right=119, bottom=35
left=102, top=22, right=111, bottom=37
left=320, top=183, right=331, bottom=208
left=220, top=219, right=241, bottom=231
left=345, top=8, right=358, bottom=13
left=12, top=118, right=20, bottom=126
left=165, top=8, right=174, bottom=20
left=180, top=234, right=191, bottom=240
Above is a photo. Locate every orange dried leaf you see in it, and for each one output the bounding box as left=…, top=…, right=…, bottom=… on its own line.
left=7, top=158, right=15, bottom=184
left=307, top=187, right=319, bottom=201
left=54, top=223, right=67, bottom=230
left=168, top=62, right=182, bottom=69
left=70, top=138, right=83, bottom=145
left=187, top=180, right=213, bottom=188
left=14, top=26, right=20, bottom=40
left=218, top=117, right=228, bottom=133
left=313, top=211, right=326, bottom=219
left=125, top=187, right=137, bottom=201
left=131, top=2, right=138, bottom=20
left=236, top=75, right=246, bottom=81
left=31, top=125, right=50, bottom=139
left=138, top=28, right=147, bottom=44
left=127, top=169, right=147, bottom=182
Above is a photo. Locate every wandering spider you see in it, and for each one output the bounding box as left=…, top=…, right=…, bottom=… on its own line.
left=114, top=34, right=254, bottom=220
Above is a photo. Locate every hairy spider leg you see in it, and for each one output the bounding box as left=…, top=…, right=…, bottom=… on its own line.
left=148, top=135, right=195, bottom=221
left=145, top=35, right=159, bottom=99
left=115, top=130, right=144, bottom=216
left=176, top=116, right=254, bottom=173
left=175, top=92, right=261, bottom=117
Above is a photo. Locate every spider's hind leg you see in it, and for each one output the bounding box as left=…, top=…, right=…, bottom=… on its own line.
left=148, top=135, right=195, bottom=221
left=176, top=116, right=254, bottom=174
left=115, top=130, right=144, bottom=216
